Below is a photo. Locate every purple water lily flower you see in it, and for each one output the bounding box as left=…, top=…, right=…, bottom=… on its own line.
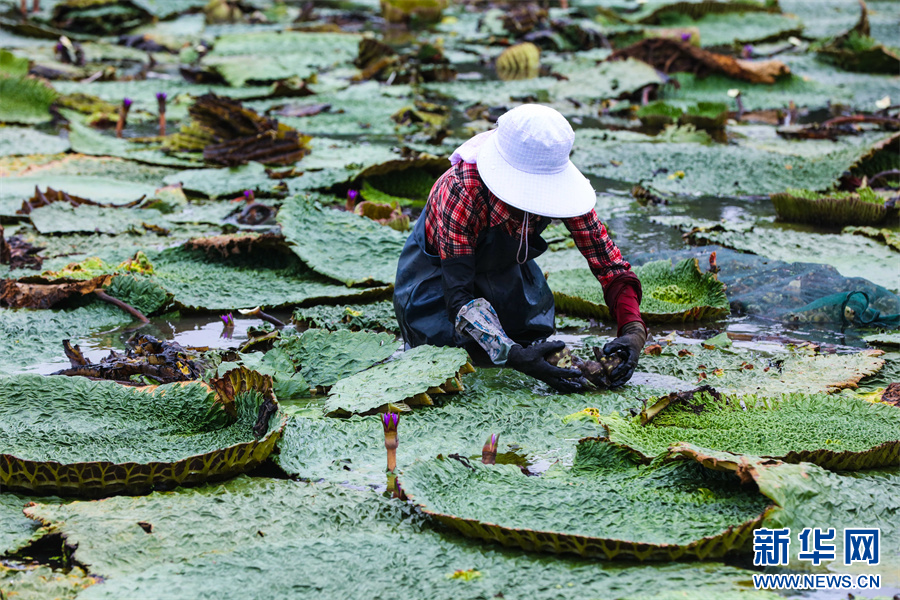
left=156, top=92, right=167, bottom=102
left=680, top=32, right=691, bottom=42
left=123, top=98, right=133, bottom=109
left=347, top=189, right=359, bottom=201
left=221, top=313, right=235, bottom=327
left=742, top=44, right=754, bottom=58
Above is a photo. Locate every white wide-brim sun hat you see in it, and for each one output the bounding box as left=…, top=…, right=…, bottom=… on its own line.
left=476, top=104, right=596, bottom=219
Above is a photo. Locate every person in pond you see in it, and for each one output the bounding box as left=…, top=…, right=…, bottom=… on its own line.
left=393, top=104, right=646, bottom=393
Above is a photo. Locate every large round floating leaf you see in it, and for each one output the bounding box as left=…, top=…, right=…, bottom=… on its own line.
left=149, top=246, right=391, bottom=312
left=575, top=127, right=898, bottom=196
left=0, top=75, right=58, bottom=125
left=771, top=187, right=894, bottom=227
left=277, top=195, right=408, bottom=287
left=273, top=329, right=400, bottom=389
left=400, top=441, right=771, bottom=560
left=550, top=258, right=728, bottom=322
left=670, top=443, right=900, bottom=583
left=21, top=476, right=781, bottom=600
left=203, top=31, right=360, bottom=87
left=0, top=127, right=69, bottom=157
left=324, top=345, right=473, bottom=416
left=640, top=345, right=886, bottom=396
left=0, top=304, right=132, bottom=375
left=0, top=369, right=285, bottom=496
left=600, top=390, right=900, bottom=469
left=292, top=300, right=399, bottom=333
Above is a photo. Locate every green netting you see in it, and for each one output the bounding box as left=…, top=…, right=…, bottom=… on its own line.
left=600, top=391, right=900, bottom=469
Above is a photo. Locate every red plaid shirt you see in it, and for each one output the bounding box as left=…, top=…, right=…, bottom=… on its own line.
left=424, top=161, right=632, bottom=288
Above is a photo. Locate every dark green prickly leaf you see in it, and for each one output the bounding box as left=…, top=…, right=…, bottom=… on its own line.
left=0, top=564, right=98, bottom=600
left=640, top=345, right=885, bottom=396
left=104, top=274, right=169, bottom=316
left=324, top=345, right=471, bottom=416
left=0, top=76, right=58, bottom=125
left=149, top=246, right=391, bottom=311
left=203, top=31, right=360, bottom=87
left=0, top=373, right=283, bottom=495
left=277, top=195, right=408, bottom=287
left=575, top=127, right=898, bottom=196
left=0, top=127, right=69, bottom=157
left=22, top=476, right=779, bottom=600
left=0, top=304, right=132, bottom=376
left=601, top=391, right=900, bottom=469
left=400, top=440, right=771, bottom=559
left=274, top=329, right=400, bottom=388
left=550, top=258, right=728, bottom=322
left=162, top=162, right=278, bottom=199
left=292, top=300, right=399, bottom=333
left=28, top=203, right=168, bottom=235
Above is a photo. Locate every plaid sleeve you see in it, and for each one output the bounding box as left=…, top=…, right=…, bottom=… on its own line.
left=564, top=209, right=632, bottom=288
left=427, top=163, right=489, bottom=260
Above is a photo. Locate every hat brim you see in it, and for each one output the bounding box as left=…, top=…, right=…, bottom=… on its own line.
left=476, top=131, right=596, bottom=219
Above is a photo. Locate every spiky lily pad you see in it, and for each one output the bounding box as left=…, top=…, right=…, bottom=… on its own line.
left=0, top=75, right=58, bottom=125
left=0, top=127, right=69, bottom=157
left=292, top=300, right=399, bottom=333
left=0, top=304, right=132, bottom=375
left=21, top=476, right=779, bottom=599
left=600, top=390, right=900, bottom=469
left=277, top=195, right=408, bottom=287
left=550, top=258, right=728, bottom=322
left=575, top=127, right=898, bottom=196
left=149, top=246, right=391, bottom=312
left=0, top=369, right=285, bottom=496
left=670, top=444, right=900, bottom=583
left=640, top=345, right=885, bottom=396
left=771, top=187, right=892, bottom=227
left=0, top=564, right=99, bottom=600
left=864, top=330, right=900, bottom=348
left=203, top=31, right=360, bottom=87
left=273, top=329, right=400, bottom=388
left=0, top=492, right=64, bottom=555
left=400, top=441, right=771, bottom=560
left=324, top=345, right=473, bottom=416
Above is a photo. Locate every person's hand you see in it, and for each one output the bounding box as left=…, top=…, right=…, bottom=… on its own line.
left=600, top=321, right=647, bottom=388
left=507, top=340, right=583, bottom=393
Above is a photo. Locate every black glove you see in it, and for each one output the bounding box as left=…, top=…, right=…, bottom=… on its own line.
left=600, top=321, right=647, bottom=388
left=507, top=340, right=583, bottom=394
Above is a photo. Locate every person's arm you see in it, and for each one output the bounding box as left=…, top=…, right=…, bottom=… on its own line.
left=434, top=169, right=581, bottom=392
left=564, top=210, right=647, bottom=387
